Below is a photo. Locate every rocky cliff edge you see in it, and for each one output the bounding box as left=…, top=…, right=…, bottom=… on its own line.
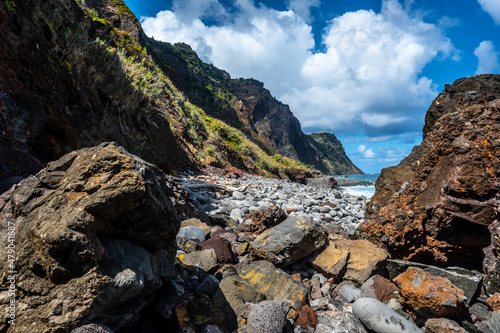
left=360, top=74, right=500, bottom=291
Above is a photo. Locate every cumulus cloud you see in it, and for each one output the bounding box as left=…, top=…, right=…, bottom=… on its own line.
left=478, top=0, right=500, bottom=24
left=141, top=0, right=458, bottom=140
left=286, top=0, right=320, bottom=23
left=141, top=1, right=314, bottom=94
left=283, top=0, right=457, bottom=136
left=357, top=145, right=375, bottom=159
left=474, top=41, right=500, bottom=75
left=356, top=145, right=407, bottom=164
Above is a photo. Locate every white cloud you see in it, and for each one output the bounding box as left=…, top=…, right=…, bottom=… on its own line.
left=283, top=0, right=457, bottom=136
left=361, top=114, right=409, bottom=127
left=474, top=41, right=500, bottom=75
left=357, top=145, right=367, bottom=153
left=141, top=1, right=314, bottom=95
left=378, top=147, right=407, bottom=163
left=357, top=145, right=375, bottom=158
left=141, top=0, right=458, bottom=140
left=478, top=0, right=500, bottom=24
left=366, top=135, right=394, bottom=143
left=286, top=0, right=320, bottom=23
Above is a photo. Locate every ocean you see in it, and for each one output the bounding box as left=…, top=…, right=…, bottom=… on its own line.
left=338, top=173, right=379, bottom=198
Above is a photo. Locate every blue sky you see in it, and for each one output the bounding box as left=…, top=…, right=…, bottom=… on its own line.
left=123, top=0, right=500, bottom=174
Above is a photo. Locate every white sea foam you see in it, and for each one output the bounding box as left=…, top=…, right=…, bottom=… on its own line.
left=342, top=185, right=375, bottom=199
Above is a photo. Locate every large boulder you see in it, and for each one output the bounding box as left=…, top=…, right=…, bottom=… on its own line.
left=332, top=239, right=389, bottom=286
left=393, top=267, right=467, bottom=319
left=387, top=259, right=483, bottom=304
left=360, top=74, right=500, bottom=278
left=235, top=260, right=308, bottom=314
left=309, top=242, right=350, bottom=281
left=0, top=143, right=180, bottom=332
left=250, top=216, right=327, bottom=267
left=284, top=168, right=309, bottom=184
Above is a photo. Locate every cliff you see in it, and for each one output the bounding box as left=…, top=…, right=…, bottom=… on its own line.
left=146, top=40, right=328, bottom=172
left=0, top=0, right=364, bottom=184
left=306, top=132, right=364, bottom=175
left=360, top=74, right=500, bottom=289
left=0, top=0, right=193, bottom=182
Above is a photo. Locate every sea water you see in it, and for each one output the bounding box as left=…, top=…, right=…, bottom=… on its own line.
left=339, top=174, right=379, bottom=198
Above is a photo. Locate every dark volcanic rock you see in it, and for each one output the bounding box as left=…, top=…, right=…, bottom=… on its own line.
left=71, top=324, right=114, bottom=333
left=0, top=0, right=192, bottom=183
left=243, top=205, right=287, bottom=233
left=295, top=304, right=318, bottom=329
left=0, top=143, right=180, bottom=332
left=244, top=299, right=291, bottom=333
left=250, top=216, right=327, bottom=267
left=201, top=236, right=234, bottom=264
left=285, top=167, right=309, bottom=184
left=361, top=75, right=500, bottom=277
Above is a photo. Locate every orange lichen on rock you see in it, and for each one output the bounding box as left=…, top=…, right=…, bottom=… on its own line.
left=393, top=267, right=467, bottom=319
left=486, top=292, right=500, bottom=312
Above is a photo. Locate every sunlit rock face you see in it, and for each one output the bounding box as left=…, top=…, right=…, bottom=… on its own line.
left=360, top=74, right=500, bottom=286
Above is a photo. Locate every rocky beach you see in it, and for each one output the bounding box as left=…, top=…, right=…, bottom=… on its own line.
left=0, top=134, right=498, bottom=332
left=1, top=0, right=500, bottom=332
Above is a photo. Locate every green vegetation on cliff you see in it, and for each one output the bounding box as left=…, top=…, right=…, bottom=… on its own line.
left=147, top=40, right=327, bottom=172
left=71, top=1, right=314, bottom=176
left=307, top=132, right=364, bottom=175
left=0, top=0, right=355, bottom=181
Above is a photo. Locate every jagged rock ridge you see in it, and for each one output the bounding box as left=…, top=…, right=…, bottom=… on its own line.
left=360, top=74, right=500, bottom=287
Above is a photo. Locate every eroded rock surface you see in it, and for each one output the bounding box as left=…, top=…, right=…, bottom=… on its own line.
left=394, top=267, right=467, bottom=319
left=361, top=74, right=500, bottom=276
left=0, top=143, right=180, bottom=332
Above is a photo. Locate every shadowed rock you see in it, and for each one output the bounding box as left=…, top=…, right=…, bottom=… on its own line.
left=0, top=143, right=180, bottom=332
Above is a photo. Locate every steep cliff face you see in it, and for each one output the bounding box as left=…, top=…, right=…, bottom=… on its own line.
left=360, top=74, right=500, bottom=274
left=306, top=132, right=364, bottom=175
left=147, top=41, right=327, bottom=172
left=0, top=0, right=192, bottom=183
left=0, top=0, right=316, bottom=183
left=228, top=78, right=326, bottom=171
